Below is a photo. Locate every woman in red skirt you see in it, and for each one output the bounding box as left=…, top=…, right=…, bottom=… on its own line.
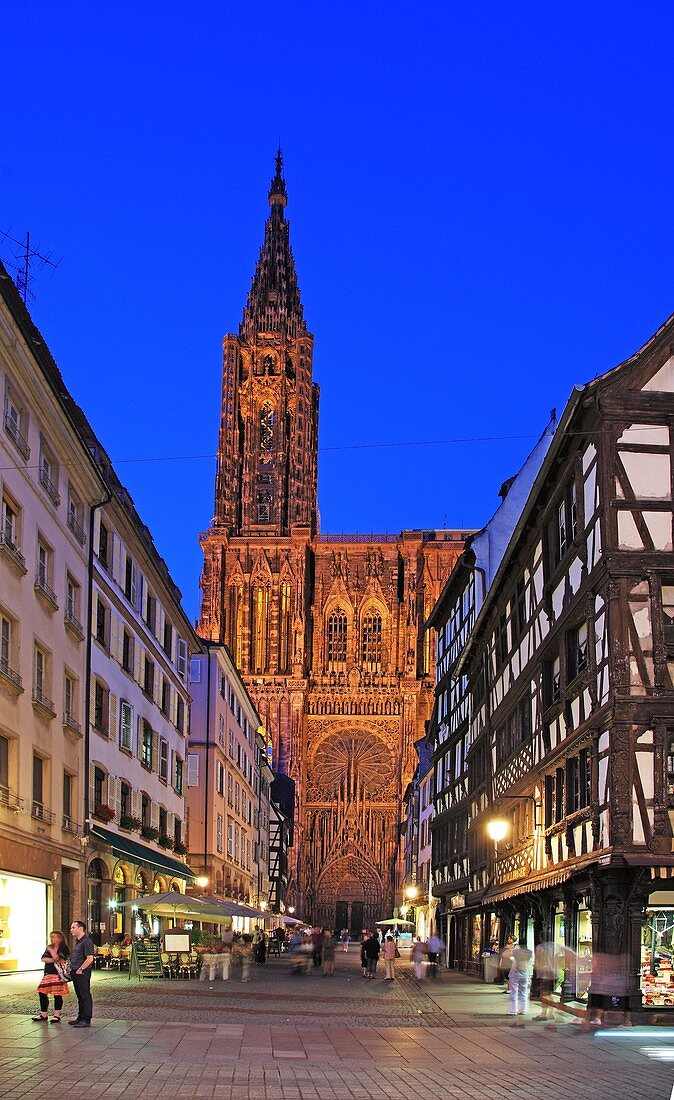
left=33, top=930, right=70, bottom=1022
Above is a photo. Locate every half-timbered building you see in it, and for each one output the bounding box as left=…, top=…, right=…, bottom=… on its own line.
left=437, top=315, right=674, bottom=1012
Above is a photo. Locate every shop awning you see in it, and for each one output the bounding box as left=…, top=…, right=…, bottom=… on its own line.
left=482, top=856, right=599, bottom=904
left=90, top=824, right=196, bottom=880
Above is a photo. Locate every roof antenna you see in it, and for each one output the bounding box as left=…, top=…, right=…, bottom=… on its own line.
left=0, top=229, right=61, bottom=305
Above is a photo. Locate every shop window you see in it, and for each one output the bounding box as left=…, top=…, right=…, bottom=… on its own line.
left=642, top=906, right=674, bottom=1006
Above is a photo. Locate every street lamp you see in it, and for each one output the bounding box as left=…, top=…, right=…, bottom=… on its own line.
left=288, top=906, right=295, bottom=915
left=195, top=876, right=209, bottom=889
left=486, top=818, right=509, bottom=843
left=405, top=885, right=418, bottom=902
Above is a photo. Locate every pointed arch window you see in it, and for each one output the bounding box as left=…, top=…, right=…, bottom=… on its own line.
left=361, top=610, right=383, bottom=670
left=251, top=584, right=269, bottom=673
left=279, top=581, right=292, bottom=672
left=228, top=584, right=244, bottom=667
left=327, top=609, right=348, bottom=669
left=259, top=404, right=275, bottom=462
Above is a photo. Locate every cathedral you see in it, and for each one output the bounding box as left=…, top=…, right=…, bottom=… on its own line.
left=198, top=154, right=465, bottom=929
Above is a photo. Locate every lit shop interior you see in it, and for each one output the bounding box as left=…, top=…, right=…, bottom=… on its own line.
left=0, top=873, right=49, bottom=972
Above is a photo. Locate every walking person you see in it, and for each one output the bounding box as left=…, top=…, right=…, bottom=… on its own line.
left=33, top=930, right=70, bottom=1023
left=532, top=940, right=562, bottom=1028
left=500, top=935, right=515, bottom=995
left=311, top=926, right=324, bottom=969
left=411, top=936, right=427, bottom=980
left=508, top=941, right=534, bottom=1026
left=340, top=927, right=349, bottom=953
left=360, top=932, right=369, bottom=977
left=322, top=930, right=336, bottom=975
left=426, top=933, right=444, bottom=978
left=382, top=934, right=397, bottom=981
left=363, top=930, right=380, bottom=978
left=68, top=920, right=95, bottom=1027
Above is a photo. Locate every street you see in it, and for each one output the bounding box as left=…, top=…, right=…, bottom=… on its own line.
left=1, top=952, right=672, bottom=1099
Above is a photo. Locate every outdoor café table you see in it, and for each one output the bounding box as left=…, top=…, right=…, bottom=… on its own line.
left=199, top=952, right=230, bottom=980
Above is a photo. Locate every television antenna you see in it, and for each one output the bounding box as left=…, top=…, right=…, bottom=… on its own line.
left=0, top=230, right=61, bottom=304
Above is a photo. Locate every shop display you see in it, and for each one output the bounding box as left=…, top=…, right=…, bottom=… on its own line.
left=641, top=907, right=674, bottom=1008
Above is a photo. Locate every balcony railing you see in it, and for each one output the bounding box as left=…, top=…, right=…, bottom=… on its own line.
left=32, top=687, right=56, bottom=717
left=64, top=607, right=84, bottom=638
left=4, top=413, right=30, bottom=459
left=62, top=813, right=81, bottom=834
left=0, top=784, right=24, bottom=812
left=0, top=657, right=23, bottom=692
left=32, top=801, right=56, bottom=825
left=39, top=467, right=60, bottom=506
left=67, top=511, right=86, bottom=545
left=63, top=712, right=82, bottom=736
left=34, top=573, right=58, bottom=609
left=0, top=531, right=27, bottom=574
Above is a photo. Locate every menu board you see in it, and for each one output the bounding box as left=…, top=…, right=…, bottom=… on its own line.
left=164, top=932, right=191, bottom=953
left=129, top=940, right=164, bottom=980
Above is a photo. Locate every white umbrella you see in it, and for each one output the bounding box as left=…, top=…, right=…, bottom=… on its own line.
left=375, top=918, right=414, bottom=927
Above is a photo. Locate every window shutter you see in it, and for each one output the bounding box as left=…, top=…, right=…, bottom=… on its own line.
left=136, top=572, right=144, bottom=615
left=108, top=693, right=117, bottom=742
left=90, top=591, right=98, bottom=636
left=130, top=563, right=137, bottom=606
left=109, top=613, right=119, bottom=662
left=136, top=715, right=142, bottom=759
left=131, top=788, right=141, bottom=819
left=88, top=764, right=96, bottom=817
left=134, top=643, right=142, bottom=684
left=151, top=801, right=160, bottom=830
left=187, top=754, right=199, bottom=787
left=110, top=776, right=120, bottom=821
left=89, top=679, right=96, bottom=731
left=151, top=732, right=159, bottom=774
left=111, top=533, right=121, bottom=584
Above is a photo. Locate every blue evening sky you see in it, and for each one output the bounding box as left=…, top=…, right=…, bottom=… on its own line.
left=3, top=3, right=673, bottom=623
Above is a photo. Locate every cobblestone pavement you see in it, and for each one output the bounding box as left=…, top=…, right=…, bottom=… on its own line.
left=1, top=954, right=673, bottom=1098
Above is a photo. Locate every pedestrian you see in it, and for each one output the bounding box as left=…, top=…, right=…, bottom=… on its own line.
left=532, top=940, right=562, bottom=1028
left=252, top=926, right=266, bottom=964
left=426, top=933, right=444, bottom=978
left=340, top=927, right=349, bottom=953
left=68, top=920, right=95, bottom=1027
left=499, top=935, right=515, bottom=994
left=411, top=936, right=427, bottom=980
left=311, top=926, right=324, bottom=969
left=322, top=930, right=336, bottom=976
left=508, top=941, right=533, bottom=1026
left=363, top=931, right=381, bottom=978
left=360, top=932, right=369, bottom=977
left=33, top=930, right=70, bottom=1023
left=382, top=934, right=397, bottom=981
left=239, top=935, right=253, bottom=982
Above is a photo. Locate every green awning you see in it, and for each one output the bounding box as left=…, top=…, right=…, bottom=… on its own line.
left=90, top=824, right=196, bottom=880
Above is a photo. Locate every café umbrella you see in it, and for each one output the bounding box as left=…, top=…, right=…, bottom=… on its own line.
left=375, top=918, right=415, bottom=927
left=117, top=892, right=233, bottom=924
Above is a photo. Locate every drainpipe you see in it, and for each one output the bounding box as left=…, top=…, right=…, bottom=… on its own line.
left=83, top=491, right=112, bottom=842
left=203, top=648, right=211, bottom=889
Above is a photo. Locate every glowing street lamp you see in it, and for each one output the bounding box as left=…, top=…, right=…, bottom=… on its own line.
left=486, top=818, right=509, bottom=843
left=405, top=885, right=418, bottom=902
left=195, top=876, right=209, bottom=889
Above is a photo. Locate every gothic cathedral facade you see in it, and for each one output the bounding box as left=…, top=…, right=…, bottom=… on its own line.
left=199, top=155, right=464, bottom=929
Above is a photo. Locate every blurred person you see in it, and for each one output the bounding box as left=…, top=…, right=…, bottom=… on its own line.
left=508, top=941, right=534, bottom=1026
left=33, top=930, right=70, bottom=1023
left=252, top=926, right=266, bottom=965
left=322, top=930, right=336, bottom=975
left=360, top=933, right=369, bottom=977
left=311, top=926, right=324, bottom=969
left=499, top=935, right=515, bottom=994
left=340, top=927, right=350, bottom=952
left=426, top=933, right=444, bottom=978
left=533, top=940, right=562, bottom=1028
left=585, top=952, right=632, bottom=1027
left=382, top=934, right=397, bottom=980
left=411, top=936, right=427, bottom=980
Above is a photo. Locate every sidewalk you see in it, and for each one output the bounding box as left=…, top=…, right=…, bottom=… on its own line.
left=1, top=956, right=672, bottom=1098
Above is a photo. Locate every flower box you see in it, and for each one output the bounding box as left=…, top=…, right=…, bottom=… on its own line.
left=157, top=833, right=174, bottom=849
left=173, top=841, right=188, bottom=855
left=119, top=815, right=141, bottom=831
left=141, top=825, right=160, bottom=842
left=92, top=804, right=115, bottom=823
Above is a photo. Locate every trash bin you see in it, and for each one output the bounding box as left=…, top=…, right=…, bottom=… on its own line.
left=482, top=952, right=499, bottom=983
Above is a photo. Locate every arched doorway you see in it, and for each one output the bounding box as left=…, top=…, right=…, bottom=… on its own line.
left=315, top=856, right=383, bottom=933
left=87, top=858, right=107, bottom=946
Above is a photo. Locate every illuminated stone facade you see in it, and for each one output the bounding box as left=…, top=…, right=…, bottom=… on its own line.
left=199, top=156, right=465, bottom=927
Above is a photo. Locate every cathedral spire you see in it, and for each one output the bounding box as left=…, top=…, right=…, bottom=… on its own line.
left=240, top=150, right=305, bottom=339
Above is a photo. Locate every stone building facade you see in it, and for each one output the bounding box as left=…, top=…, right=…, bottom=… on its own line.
left=198, top=156, right=466, bottom=927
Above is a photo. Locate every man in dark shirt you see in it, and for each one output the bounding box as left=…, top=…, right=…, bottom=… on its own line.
left=68, top=920, right=95, bottom=1027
